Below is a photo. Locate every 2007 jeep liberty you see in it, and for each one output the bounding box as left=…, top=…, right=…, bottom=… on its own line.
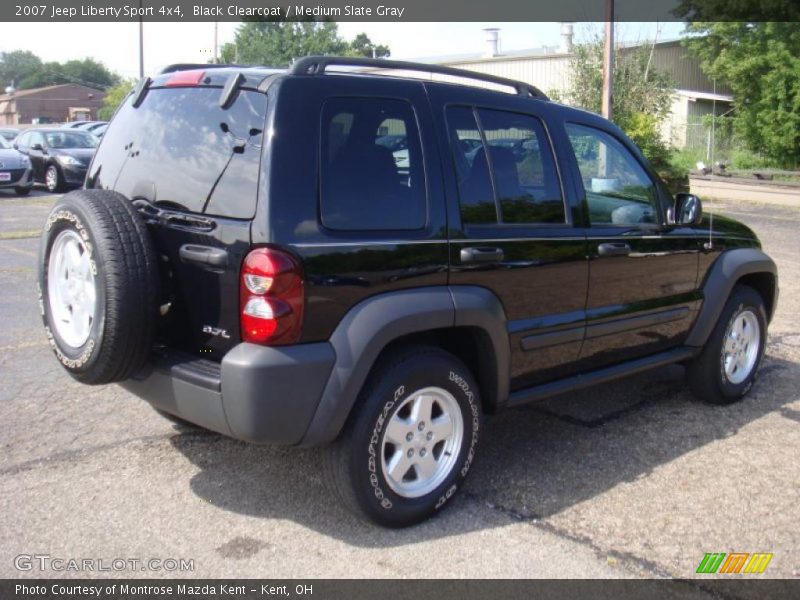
left=38, top=57, right=778, bottom=527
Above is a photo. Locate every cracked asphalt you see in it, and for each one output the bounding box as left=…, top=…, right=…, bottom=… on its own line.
left=0, top=189, right=797, bottom=586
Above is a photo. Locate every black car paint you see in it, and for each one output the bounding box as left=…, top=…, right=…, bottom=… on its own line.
left=86, top=67, right=768, bottom=436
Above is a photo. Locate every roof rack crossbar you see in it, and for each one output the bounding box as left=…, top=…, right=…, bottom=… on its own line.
left=289, top=56, right=549, bottom=100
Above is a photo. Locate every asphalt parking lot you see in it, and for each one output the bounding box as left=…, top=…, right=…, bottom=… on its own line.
left=0, top=189, right=797, bottom=584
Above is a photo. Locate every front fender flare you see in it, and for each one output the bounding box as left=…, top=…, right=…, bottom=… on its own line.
left=685, top=248, right=777, bottom=347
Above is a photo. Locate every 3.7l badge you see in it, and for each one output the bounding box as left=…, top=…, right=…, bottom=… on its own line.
left=202, top=325, right=230, bottom=339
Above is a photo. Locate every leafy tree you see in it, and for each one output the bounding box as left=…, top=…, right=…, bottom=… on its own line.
left=681, top=22, right=800, bottom=168
left=349, top=33, right=390, bottom=58
left=220, top=21, right=389, bottom=67
left=551, top=35, right=675, bottom=171
left=0, top=51, right=118, bottom=91
left=0, top=50, right=43, bottom=90
left=98, top=79, right=136, bottom=120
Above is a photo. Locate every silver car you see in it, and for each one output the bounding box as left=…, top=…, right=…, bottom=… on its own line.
left=0, top=135, right=33, bottom=195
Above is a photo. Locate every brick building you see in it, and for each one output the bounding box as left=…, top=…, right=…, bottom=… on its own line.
left=0, top=84, right=106, bottom=126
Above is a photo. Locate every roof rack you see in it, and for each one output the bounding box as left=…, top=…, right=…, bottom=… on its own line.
left=289, top=56, right=549, bottom=100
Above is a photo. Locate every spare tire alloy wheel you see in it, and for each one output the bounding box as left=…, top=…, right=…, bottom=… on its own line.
left=47, top=229, right=96, bottom=348
left=39, top=190, right=159, bottom=384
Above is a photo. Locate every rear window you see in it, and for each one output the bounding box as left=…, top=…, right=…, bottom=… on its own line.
left=91, top=87, right=267, bottom=219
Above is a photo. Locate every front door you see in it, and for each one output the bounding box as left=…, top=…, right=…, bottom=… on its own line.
left=564, top=122, right=700, bottom=369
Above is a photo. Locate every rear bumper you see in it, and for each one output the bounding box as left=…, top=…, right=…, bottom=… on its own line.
left=121, top=342, right=336, bottom=445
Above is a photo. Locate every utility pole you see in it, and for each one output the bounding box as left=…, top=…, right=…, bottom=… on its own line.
left=138, top=0, right=144, bottom=78
left=213, top=22, right=219, bottom=64
left=601, top=0, right=614, bottom=120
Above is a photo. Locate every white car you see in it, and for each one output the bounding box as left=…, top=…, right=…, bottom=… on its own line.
left=0, top=135, right=33, bottom=195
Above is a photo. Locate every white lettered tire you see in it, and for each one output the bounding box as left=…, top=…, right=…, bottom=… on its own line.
left=324, top=346, right=482, bottom=527
left=38, top=189, right=159, bottom=384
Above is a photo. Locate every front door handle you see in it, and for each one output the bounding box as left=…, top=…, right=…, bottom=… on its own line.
left=460, top=246, right=504, bottom=264
left=597, top=242, right=631, bottom=257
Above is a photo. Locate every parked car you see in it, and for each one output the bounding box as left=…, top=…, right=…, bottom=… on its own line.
left=61, top=121, right=98, bottom=129
left=15, top=128, right=97, bottom=192
left=38, top=58, right=778, bottom=527
left=91, top=123, right=108, bottom=138
left=0, top=135, right=33, bottom=195
left=0, top=127, right=20, bottom=143
left=77, top=121, right=108, bottom=133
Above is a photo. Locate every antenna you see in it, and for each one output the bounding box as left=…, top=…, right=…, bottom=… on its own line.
left=704, top=210, right=714, bottom=251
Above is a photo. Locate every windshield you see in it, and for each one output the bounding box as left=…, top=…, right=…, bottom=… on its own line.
left=0, top=136, right=10, bottom=149
left=44, top=131, right=98, bottom=149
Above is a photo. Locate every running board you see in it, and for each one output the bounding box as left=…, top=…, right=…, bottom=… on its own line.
left=506, top=347, right=697, bottom=408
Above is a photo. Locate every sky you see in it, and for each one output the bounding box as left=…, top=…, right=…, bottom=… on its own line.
left=0, top=21, right=686, bottom=81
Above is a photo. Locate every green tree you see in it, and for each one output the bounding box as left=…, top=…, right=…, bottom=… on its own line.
left=97, top=79, right=136, bottom=120
left=1, top=51, right=118, bottom=91
left=349, top=33, right=390, bottom=58
left=220, top=21, right=389, bottom=67
left=0, top=50, right=43, bottom=89
left=681, top=22, right=800, bottom=168
left=552, top=35, right=674, bottom=169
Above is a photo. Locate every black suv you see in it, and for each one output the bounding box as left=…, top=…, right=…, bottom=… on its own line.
left=38, top=57, right=778, bottom=527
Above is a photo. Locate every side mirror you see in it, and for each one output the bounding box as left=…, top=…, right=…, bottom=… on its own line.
left=31, top=143, right=44, bottom=152
left=673, top=193, right=703, bottom=226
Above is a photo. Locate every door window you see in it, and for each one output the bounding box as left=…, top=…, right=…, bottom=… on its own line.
left=446, top=106, right=564, bottom=226
left=566, top=123, right=659, bottom=226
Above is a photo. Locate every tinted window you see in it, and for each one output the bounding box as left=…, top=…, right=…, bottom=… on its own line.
left=566, top=123, right=658, bottom=225
left=92, top=87, right=267, bottom=219
left=477, top=109, right=563, bottom=224
left=320, top=98, right=426, bottom=231
left=446, top=106, right=496, bottom=225
left=446, top=107, right=564, bottom=226
left=43, top=131, right=98, bottom=149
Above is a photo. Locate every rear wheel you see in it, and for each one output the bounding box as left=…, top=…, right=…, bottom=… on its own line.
left=687, top=285, right=767, bottom=405
left=39, top=189, right=159, bottom=384
left=323, top=346, right=482, bottom=527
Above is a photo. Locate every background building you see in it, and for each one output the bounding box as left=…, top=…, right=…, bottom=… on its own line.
left=412, top=29, right=732, bottom=151
left=0, top=83, right=105, bottom=126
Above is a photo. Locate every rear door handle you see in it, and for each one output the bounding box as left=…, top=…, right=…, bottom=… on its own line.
left=460, top=246, right=504, bottom=264
left=597, top=242, right=631, bottom=257
left=179, top=244, right=228, bottom=267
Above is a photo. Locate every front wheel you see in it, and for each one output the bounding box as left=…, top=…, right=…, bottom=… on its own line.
left=45, top=164, right=64, bottom=193
left=324, top=346, right=482, bottom=527
left=687, top=285, right=767, bottom=404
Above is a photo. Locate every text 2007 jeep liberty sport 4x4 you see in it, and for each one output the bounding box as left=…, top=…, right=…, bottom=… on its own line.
left=38, top=57, right=778, bottom=527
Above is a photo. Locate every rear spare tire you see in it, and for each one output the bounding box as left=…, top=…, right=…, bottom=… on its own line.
left=38, top=189, right=159, bottom=384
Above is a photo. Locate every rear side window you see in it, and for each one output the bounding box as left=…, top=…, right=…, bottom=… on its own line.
left=93, top=87, right=267, bottom=219
left=446, top=106, right=564, bottom=226
left=320, top=98, right=426, bottom=231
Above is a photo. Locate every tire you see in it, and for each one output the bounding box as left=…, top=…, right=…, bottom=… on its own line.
left=15, top=187, right=31, bottom=196
left=687, top=285, right=767, bottom=405
left=323, top=346, right=482, bottom=527
left=45, top=164, right=64, bottom=193
left=38, top=189, right=159, bottom=384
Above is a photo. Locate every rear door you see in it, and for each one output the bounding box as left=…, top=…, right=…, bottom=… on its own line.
left=427, top=85, right=589, bottom=390
left=86, top=79, right=268, bottom=360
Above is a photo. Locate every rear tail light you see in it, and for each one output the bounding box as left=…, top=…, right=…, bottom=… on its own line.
left=240, top=248, right=304, bottom=345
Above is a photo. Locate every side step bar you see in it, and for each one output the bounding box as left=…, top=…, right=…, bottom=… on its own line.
left=507, top=347, right=697, bottom=408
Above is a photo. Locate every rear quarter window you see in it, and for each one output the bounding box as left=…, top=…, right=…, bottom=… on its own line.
left=88, top=87, right=267, bottom=219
